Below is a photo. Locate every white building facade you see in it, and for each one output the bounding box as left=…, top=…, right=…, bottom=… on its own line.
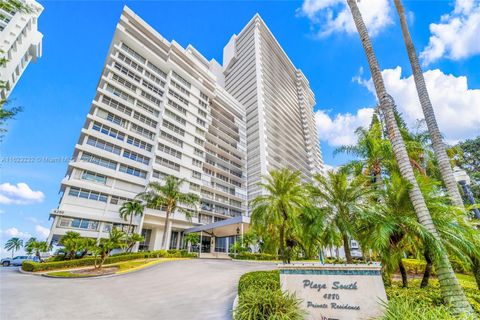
left=0, top=0, right=43, bottom=100
left=47, top=7, right=323, bottom=252
left=223, top=15, right=323, bottom=202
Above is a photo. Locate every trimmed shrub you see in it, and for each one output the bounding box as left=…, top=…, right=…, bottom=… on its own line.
left=234, top=288, right=304, bottom=320
left=230, top=252, right=278, bottom=261
left=22, top=250, right=197, bottom=272
left=386, top=279, right=480, bottom=317
left=235, top=270, right=303, bottom=320
left=238, top=271, right=280, bottom=296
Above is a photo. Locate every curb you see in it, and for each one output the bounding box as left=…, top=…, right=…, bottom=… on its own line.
left=232, top=294, right=239, bottom=318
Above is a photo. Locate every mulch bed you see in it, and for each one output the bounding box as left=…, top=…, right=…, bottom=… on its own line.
left=71, top=266, right=119, bottom=276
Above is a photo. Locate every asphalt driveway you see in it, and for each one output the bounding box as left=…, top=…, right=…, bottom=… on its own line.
left=0, top=259, right=275, bottom=320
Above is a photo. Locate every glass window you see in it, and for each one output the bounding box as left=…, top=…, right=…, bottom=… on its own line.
left=71, top=219, right=81, bottom=228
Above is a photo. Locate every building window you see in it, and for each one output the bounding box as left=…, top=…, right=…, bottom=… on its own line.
left=164, top=109, right=186, bottom=126
left=92, top=122, right=125, bottom=141
left=192, top=171, right=201, bottom=180
left=126, top=136, right=153, bottom=152
left=168, top=89, right=189, bottom=106
left=137, top=100, right=160, bottom=117
left=68, top=187, right=108, bottom=203
left=133, top=111, right=158, bottom=128
left=171, top=80, right=190, bottom=96
left=196, top=118, right=206, bottom=127
left=57, top=217, right=99, bottom=231
left=111, top=73, right=137, bottom=92
left=172, top=71, right=191, bottom=88
left=160, top=131, right=183, bottom=147
left=121, top=43, right=146, bottom=64
left=86, top=136, right=121, bottom=155
left=147, top=61, right=167, bottom=79
left=142, top=79, right=164, bottom=97
left=197, top=108, right=207, bottom=118
left=158, top=143, right=182, bottom=159
left=81, top=171, right=107, bottom=184
left=110, top=195, right=132, bottom=205
left=80, top=153, right=117, bottom=170
left=105, top=84, right=135, bottom=104
left=113, top=62, right=141, bottom=82
left=167, top=99, right=187, bottom=114
left=117, top=52, right=144, bottom=72
left=140, top=90, right=162, bottom=106
left=145, top=70, right=166, bottom=87
left=192, top=158, right=202, bottom=167
left=162, top=120, right=185, bottom=136
left=123, top=150, right=150, bottom=165
left=101, top=95, right=133, bottom=116
left=130, top=123, right=155, bottom=140
left=119, top=164, right=147, bottom=178
left=194, top=137, right=204, bottom=146
left=156, top=156, right=180, bottom=171
left=194, top=148, right=204, bottom=157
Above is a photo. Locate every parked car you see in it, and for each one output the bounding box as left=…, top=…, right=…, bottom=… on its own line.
left=1, top=256, right=40, bottom=267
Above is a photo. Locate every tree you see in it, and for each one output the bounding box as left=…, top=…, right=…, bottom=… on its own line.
left=58, top=231, right=89, bottom=260
left=184, top=233, right=200, bottom=253
left=137, top=176, right=200, bottom=250
left=393, top=0, right=464, bottom=208
left=119, top=200, right=144, bottom=235
left=91, top=229, right=126, bottom=269
left=25, top=237, right=50, bottom=262
left=125, top=233, right=144, bottom=252
left=250, top=168, right=307, bottom=263
left=346, top=0, right=474, bottom=315
left=308, top=171, right=372, bottom=263
left=4, top=237, right=23, bottom=258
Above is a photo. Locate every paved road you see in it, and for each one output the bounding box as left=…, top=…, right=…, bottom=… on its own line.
left=0, top=259, right=275, bottom=320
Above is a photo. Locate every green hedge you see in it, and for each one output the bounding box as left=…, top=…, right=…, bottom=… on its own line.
left=386, top=279, right=480, bottom=317
left=22, top=249, right=196, bottom=272
left=235, top=271, right=304, bottom=320
left=229, top=252, right=278, bottom=261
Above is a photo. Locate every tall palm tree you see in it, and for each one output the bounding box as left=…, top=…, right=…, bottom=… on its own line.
left=119, top=200, right=144, bottom=235
left=393, top=0, right=464, bottom=208
left=346, top=0, right=474, bottom=315
left=137, top=176, right=200, bottom=250
left=25, top=237, right=50, bottom=262
left=250, top=168, right=307, bottom=263
left=4, top=237, right=23, bottom=258
left=308, top=171, right=372, bottom=263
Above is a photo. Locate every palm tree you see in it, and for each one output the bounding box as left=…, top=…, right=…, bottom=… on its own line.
left=119, top=200, right=144, bottom=235
left=4, top=237, right=23, bottom=258
left=250, top=168, right=307, bottom=263
left=59, top=231, right=83, bottom=259
left=92, top=229, right=126, bottom=269
left=308, top=170, right=372, bottom=263
left=125, top=233, right=144, bottom=252
left=184, top=233, right=200, bottom=253
left=346, top=0, right=474, bottom=315
left=137, top=176, right=200, bottom=250
left=393, top=0, right=464, bottom=208
left=25, top=237, right=50, bottom=262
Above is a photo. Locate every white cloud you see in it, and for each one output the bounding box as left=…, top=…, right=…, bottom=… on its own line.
left=35, top=225, right=50, bottom=240
left=316, top=107, right=374, bottom=146
left=0, top=182, right=44, bottom=205
left=420, top=0, right=480, bottom=64
left=356, top=66, right=480, bottom=144
left=297, top=0, right=393, bottom=37
left=3, top=227, right=31, bottom=239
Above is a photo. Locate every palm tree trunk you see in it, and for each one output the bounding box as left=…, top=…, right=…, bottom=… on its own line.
left=421, top=248, right=433, bottom=288
left=399, top=259, right=408, bottom=288
left=161, top=210, right=171, bottom=250
left=472, top=256, right=480, bottom=290
left=342, top=233, right=353, bottom=264
left=279, top=222, right=286, bottom=263
left=393, top=0, right=464, bottom=208
left=346, top=0, right=474, bottom=316
left=129, top=213, right=133, bottom=235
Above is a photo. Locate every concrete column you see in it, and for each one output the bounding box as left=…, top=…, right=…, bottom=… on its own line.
left=176, top=231, right=181, bottom=249
left=210, top=236, right=215, bottom=253
left=199, top=231, right=203, bottom=257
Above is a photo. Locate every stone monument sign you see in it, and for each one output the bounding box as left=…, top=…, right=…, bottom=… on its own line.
left=279, top=263, right=387, bottom=320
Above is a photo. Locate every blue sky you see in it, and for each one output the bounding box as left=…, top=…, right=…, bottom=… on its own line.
left=1, top=0, right=479, bottom=256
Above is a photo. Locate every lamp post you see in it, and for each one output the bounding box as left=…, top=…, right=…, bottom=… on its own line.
left=234, top=226, right=240, bottom=258
left=453, top=166, right=480, bottom=219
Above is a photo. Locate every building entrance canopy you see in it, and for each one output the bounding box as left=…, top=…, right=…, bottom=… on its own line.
left=184, top=215, right=250, bottom=238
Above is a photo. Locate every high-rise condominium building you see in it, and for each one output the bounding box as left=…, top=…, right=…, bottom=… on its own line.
left=0, top=0, right=43, bottom=100
left=223, top=14, right=323, bottom=202
left=47, top=7, right=322, bottom=253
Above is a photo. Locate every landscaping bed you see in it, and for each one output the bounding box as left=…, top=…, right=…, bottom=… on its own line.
left=234, top=270, right=480, bottom=320
left=43, top=258, right=178, bottom=278
left=23, top=249, right=196, bottom=272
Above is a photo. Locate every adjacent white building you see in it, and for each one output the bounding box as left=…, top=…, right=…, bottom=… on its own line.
left=47, top=7, right=323, bottom=253
left=223, top=14, right=323, bottom=202
left=0, top=0, right=43, bottom=100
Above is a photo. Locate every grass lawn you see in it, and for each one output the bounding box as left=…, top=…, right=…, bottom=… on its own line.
left=45, top=258, right=185, bottom=278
